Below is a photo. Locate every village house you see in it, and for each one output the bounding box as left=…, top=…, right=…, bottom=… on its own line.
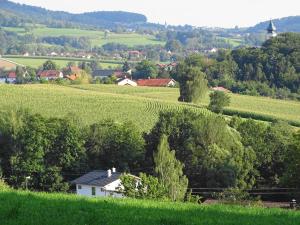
left=137, top=78, right=176, bottom=87
left=6, top=71, right=17, bottom=83
left=38, top=70, right=63, bottom=80
left=72, top=168, right=139, bottom=198
left=117, top=78, right=137, bottom=86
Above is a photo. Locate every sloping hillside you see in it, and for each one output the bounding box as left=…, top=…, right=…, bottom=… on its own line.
left=0, top=0, right=147, bottom=28
left=247, top=16, right=300, bottom=33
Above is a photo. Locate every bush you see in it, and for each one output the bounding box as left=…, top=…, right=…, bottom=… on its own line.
left=0, top=179, right=9, bottom=190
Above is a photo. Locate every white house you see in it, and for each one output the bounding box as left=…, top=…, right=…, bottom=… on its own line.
left=117, top=78, right=137, bottom=87
left=72, top=168, right=138, bottom=198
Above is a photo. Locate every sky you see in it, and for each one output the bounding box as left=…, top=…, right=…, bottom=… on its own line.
left=10, top=0, right=300, bottom=28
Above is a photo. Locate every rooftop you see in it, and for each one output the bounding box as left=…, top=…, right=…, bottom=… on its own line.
left=71, top=170, right=121, bottom=187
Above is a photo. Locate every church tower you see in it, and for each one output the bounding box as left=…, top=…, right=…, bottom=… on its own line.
left=267, top=20, right=277, bottom=38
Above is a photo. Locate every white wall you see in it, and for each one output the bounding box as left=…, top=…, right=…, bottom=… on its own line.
left=76, top=181, right=124, bottom=198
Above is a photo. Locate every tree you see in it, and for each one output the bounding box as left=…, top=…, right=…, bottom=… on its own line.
left=145, top=110, right=256, bottom=189
left=15, top=66, right=25, bottom=84
left=208, top=91, right=231, bottom=113
left=154, top=135, right=188, bottom=201
left=122, top=61, right=130, bottom=72
left=133, top=60, right=158, bottom=79
left=281, top=131, right=300, bottom=187
left=177, top=65, right=208, bottom=103
left=120, top=173, right=167, bottom=200
left=85, top=120, right=145, bottom=171
left=42, top=60, right=58, bottom=70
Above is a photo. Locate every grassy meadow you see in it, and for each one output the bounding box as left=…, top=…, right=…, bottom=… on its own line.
left=0, top=189, right=299, bottom=225
left=0, top=84, right=299, bottom=131
left=3, top=57, right=121, bottom=69
left=3, top=26, right=165, bottom=47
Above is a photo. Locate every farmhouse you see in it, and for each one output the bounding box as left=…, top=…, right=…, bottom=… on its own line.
left=72, top=168, right=139, bottom=198
left=6, top=71, right=17, bottom=83
left=117, top=78, right=137, bottom=86
left=92, top=69, right=117, bottom=79
left=38, top=70, right=63, bottom=80
left=137, top=78, right=176, bottom=87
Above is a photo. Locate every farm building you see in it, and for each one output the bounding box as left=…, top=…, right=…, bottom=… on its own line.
left=92, top=69, right=117, bottom=79
left=72, top=169, right=139, bottom=198
left=137, top=78, right=176, bottom=87
left=117, top=78, right=137, bottom=86
left=38, top=70, right=63, bottom=80
left=6, top=71, right=17, bottom=83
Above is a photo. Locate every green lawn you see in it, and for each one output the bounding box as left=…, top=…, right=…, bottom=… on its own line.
left=0, top=84, right=299, bottom=131
left=3, top=57, right=121, bottom=69
left=0, top=190, right=299, bottom=225
left=3, top=27, right=165, bottom=47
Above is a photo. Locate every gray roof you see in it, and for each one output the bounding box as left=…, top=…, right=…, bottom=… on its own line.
left=72, top=170, right=121, bottom=187
left=267, top=20, right=276, bottom=32
left=92, top=69, right=116, bottom=78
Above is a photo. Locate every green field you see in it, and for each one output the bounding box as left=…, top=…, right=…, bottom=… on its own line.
left=3, top=26, right=165, bottom=47
left=0, top=189, right=299, bottom=225
left=3, top=57, right=121, bottom=69
left=0, top=84, right=299, bottom=131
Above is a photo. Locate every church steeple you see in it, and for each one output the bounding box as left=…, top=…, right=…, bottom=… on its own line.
left=267, top=20, right=277, bottom=38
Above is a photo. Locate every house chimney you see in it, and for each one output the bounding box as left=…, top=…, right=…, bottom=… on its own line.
left=107, top=169, right=112, bottom=178
left=112, top=167, right=116, bottom=173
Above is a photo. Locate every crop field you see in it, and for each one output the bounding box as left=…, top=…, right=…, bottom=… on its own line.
left=0, top=85, right=210, bottom=132
left=73, top=85, right=300, bottom=124
left=3, top=26, right=165, bottom=47
left=0, top=189, right=299, bottom=225
left=3, top=57, right=121, bottom=69
left=0, top=84, right=299, bottom=131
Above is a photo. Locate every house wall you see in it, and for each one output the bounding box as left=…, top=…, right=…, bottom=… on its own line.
left=76, top=182, right=123, bottom=198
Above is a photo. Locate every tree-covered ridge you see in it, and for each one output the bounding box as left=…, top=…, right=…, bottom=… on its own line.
left=0, top=0, right=147, bottom=29
left=247, top=16, right=300, bottom=33
left=207, top=33, right=300, bottom=99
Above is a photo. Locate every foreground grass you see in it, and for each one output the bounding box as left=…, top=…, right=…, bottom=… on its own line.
left=0, top=190, right=299, bottom=225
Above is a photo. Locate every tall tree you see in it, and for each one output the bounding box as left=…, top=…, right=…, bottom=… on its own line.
left=154, top=135, right=188, bottom=201
left=176, top=55, right=208, bottom=104
left=42, top=60, right=58, bottom=70
left=208, top=91, right=231, bottom=113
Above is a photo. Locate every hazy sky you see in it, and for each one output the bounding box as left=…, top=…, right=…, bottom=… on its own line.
left=10, top=0, right=300, bottom=28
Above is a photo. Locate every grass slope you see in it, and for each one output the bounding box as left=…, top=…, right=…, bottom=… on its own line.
left=0, top=84, right=299, bottom=131
left=0, top=190, right=299, bottom=225
left=3, top=26, right=165, bottom=47
left=0, top=84, right=209, bottom=131
left=3, top=57, right=120, bottom=69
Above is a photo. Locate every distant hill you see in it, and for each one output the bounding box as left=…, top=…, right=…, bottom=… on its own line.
left=247, top=16, right=300, bottom=33
left=0, top=0, right=147, bottom=28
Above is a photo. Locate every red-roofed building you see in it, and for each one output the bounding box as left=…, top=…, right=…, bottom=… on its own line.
left=6, top=71, right=17, bottom=83
left=137, top=78, right=176, bottom=87
left=38, top=70, right=63, bottom=80
left=211, top=87, right=231, bottom=93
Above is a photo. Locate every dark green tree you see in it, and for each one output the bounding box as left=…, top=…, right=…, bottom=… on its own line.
left=42, top=60, right=58, bottom=70
left=133, top=60, right=158, bottom=79
left=208, top=91, right=231, bottom=113
left=154, top=135, right=188, bottom=201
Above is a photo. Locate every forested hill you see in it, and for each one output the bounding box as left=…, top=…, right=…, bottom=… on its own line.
left=247, top=16, right=300, bottom=33
left=0, top=0, right=147, bottom=28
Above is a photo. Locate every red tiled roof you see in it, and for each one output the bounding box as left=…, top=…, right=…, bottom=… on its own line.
left=69, top=66, right=82, bottom=73
left=66, top=74, right=78, bottom=81
left=137, top=79, right=174, bottom=87
left=38, top=70, right=61, bottom=78
left=7, top=71, right=16, bottom=78
left=211, top=87, right=231, bottom=93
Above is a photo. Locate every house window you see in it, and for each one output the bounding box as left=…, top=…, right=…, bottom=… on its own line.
left=100, top=188, right=105, bottom=192
left=91, top=187, right=96, bottom=196
left=78, top=185, right=82, bottom=190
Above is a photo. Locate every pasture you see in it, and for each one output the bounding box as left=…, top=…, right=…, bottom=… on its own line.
left=0, top=189, right=299, bottom=225
left=0, top=84, right=299, bottom=131
left=3, top=26, right=165, bottom=47
left=3, top=57, right=121, bottom=69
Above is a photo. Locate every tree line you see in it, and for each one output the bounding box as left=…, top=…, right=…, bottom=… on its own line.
left=0, top=108, right=299, bottom=199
